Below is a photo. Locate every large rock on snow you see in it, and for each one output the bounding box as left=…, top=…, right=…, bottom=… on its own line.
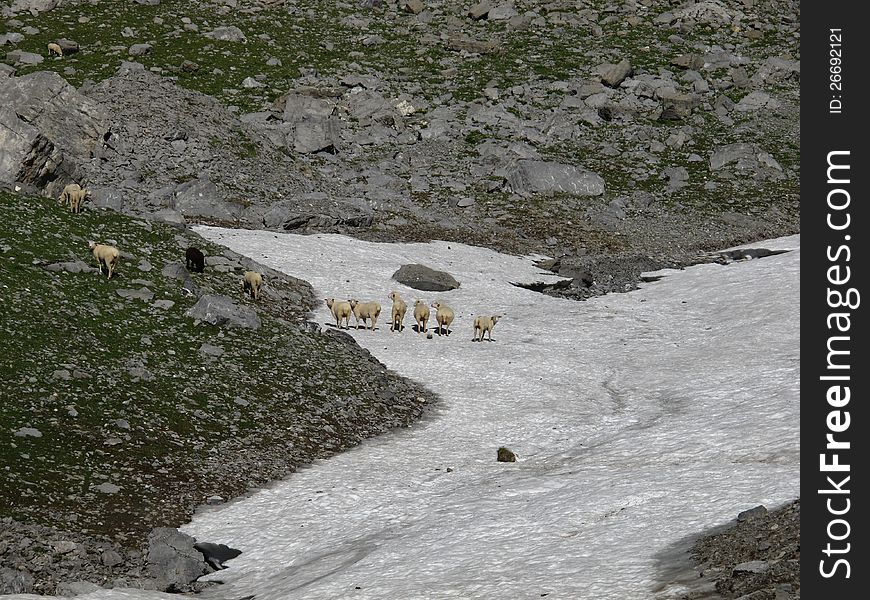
left=146, top=527, right=211, bottom=592
left=504, top=160, right=605, bottom=197
left=0, top=71, right=108, bottom=194
left=392, top=264, right=460, bottom=292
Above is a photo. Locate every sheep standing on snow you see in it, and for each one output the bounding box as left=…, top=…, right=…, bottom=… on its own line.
left=88, top=241, right=120, bottom=279
left=473, top=315, right=502, bottom=342
left=185, top=247, right=205, bottom=273
left=413, top=299, right=430, bottom=334
left=430, top=301, right=455, bottom=336
left=388, top=291, right=407, bottom=332
left=325, top=298, right=352, bottom=330
left=242, top=270, right=263, bottom=300
left=349, top=299, right=381, bottom=331
left=47, top=42, right=63, bottom=57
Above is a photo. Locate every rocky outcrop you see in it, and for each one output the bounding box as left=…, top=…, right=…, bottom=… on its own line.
left=0, top=71, right=108, bottom=196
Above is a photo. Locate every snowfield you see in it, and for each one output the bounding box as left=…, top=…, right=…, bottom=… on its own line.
left=4, top=232, right=799, bottom=600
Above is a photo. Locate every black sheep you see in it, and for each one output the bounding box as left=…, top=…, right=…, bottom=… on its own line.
left=185, top=246, right=205, bottom=273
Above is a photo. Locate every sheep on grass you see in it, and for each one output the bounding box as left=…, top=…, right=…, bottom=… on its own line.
left=185, top=247, right=205, bottom=273
left=47, top=42, right=63, bottom=57
left=58, top=183, right=80, bottom=207
left=242, top=271, right=263, bottom=300
left=388, top=291, right=407, bottom=332
left=413, top=299, right=430, bottom=334
left=473, top=315, right=501, bottom=342
left=67, top=187, right=90, bottom=214
left=430, top=301, right=455, bottom=336
left=88, top=241, right=120, bottom=279
left=325, top=298, right=352, bottom=330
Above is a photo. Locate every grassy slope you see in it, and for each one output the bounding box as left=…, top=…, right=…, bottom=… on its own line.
left=0, top=192, right=429, bottom=543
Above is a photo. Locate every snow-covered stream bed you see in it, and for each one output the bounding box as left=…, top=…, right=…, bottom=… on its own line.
left=7, top=232, right=799, bottom=600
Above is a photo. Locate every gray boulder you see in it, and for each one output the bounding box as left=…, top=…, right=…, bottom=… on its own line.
left=282, top=94, right=340, bottom=154
left=505, top=160, right=605, bottom=196
left=57, top=38, right=80, bottom=55
left=5, top=50, right=43, bottom=65
left=146, top=527, right=210, bottom=592
left=393, top=264, right=460, bottom=292
left=128, top=43, right=153, bottom=56
left=55, top=581, right=103, bottom=596
left=203, top=26, right=246, bottom=43
left=9, top=0, right=61, bottom=12
left=185, top=294, right=261, bottom=329
left=600, top=59, right=632, bottom=88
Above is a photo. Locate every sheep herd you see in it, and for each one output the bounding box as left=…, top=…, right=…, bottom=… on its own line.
left=61, top=185, right=501, bottom=341
left=327, top=292, right=502, bottom=342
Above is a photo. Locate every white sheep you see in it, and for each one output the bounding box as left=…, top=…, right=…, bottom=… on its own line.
left=430, top=301, right=455, bottom=336
left=47, top=42, right=63, bottom=57
left=67, top=187, right=91, bottom=214
left=325, top=298, right=352, bottom=330
left=58, top=183, right=81, bottom=207
left=388, top=291, right=407, bottom=332
left=349, top=299, right=381, bottom=331
left=88, top=241, right=120, bottom=279
left=242, top=271, right=263, bottom=300
left=413, top=299, right=430, bottom=334
left=473, top=314, right=501, bottom=342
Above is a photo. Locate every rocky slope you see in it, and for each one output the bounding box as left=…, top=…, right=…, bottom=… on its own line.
left=1, top=0, right=800, bottom=596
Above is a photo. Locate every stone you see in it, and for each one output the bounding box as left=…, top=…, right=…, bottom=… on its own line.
left=185, top=294, right=262, bottom=329
left=56, top=581, right=102, bottom=596
left=57, top=39, right=80, bottom=55
left=505, top=160, right=605, bottom=197
left=146, top=528, right=210, bottom=591
left=242, top=76, right=265, bottom=88
left=601, top=59, right=632, bottom=87
left=14, top=427, right=42, bottom=438
left=5, top=50, right=43, bottom=65
left=468, top=1, right=491, bottom=20
left=392, top=264, right=460, bottom=292
left=128, top=44, right=153, bottom=56
left=404, top=0, right=425, bottom=14
left=199, top=343, right=225, bottom=357
left=733, top=560, right=770, bottom=575
left=497, top=446, right=517, bottom=462
left=737, top=505, right=768, bottom=521
left=116, top=287, right=155, bottom=301
left=203, top=26, right=246, bottom=42
left=734, top=90, right=780, bottom=112
left=93, top=482, right=121, bottom=494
